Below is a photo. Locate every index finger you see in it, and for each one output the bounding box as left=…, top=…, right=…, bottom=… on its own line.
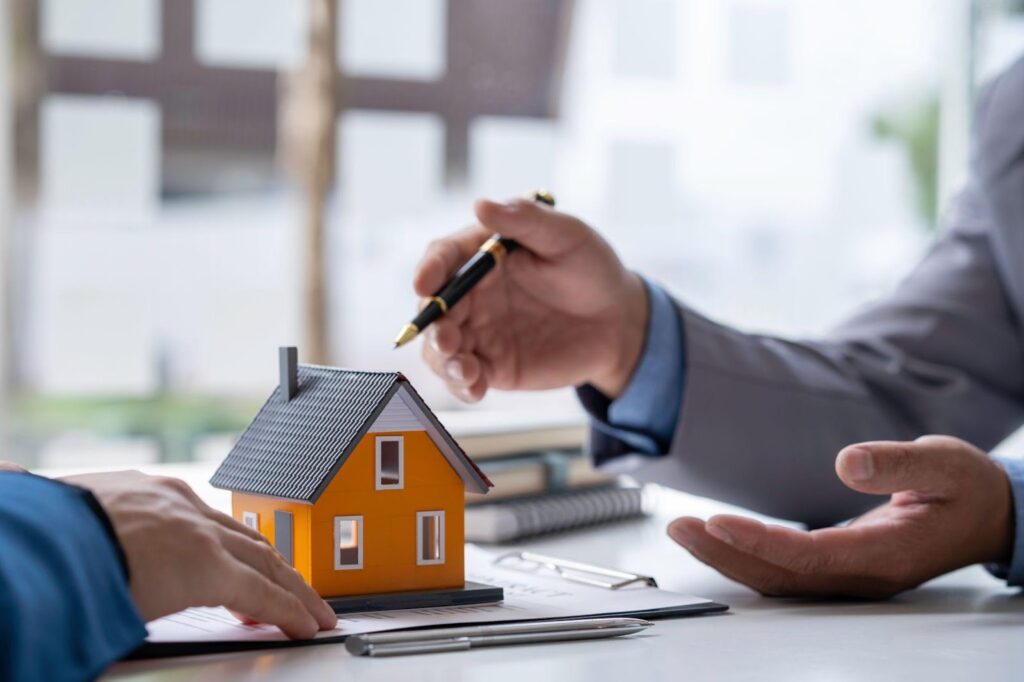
left=705, top=514, right=880, bottom=576
left=668, top=517, right=897, bottom=598
left=413, top=225, right=490, bottom=297
left=219, top=559, right=320, bottom=639
left=220, top=527, right=336, bottom=631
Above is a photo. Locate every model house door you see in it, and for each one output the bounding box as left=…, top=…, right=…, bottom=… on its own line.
left=274, top=510, right=293, bottom=565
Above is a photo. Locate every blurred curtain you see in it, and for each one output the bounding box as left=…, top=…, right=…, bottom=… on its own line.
left=0, top=0, right=13, bottom=444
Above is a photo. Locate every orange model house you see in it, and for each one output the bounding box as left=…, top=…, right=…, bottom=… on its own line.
left=210, top=347, right=493, bottom=598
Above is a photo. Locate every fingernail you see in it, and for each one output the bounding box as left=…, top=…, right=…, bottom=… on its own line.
left=429, top=328, right=441, bottom=354
left=706, top=523, right=734, bottom=545
left=668, top=523, right=694, bottom=545
left=320, top=601, right=337, bottom=628
left=445, top=358, right=465, bottom=383
left=844, top=447, right=874, bottom=481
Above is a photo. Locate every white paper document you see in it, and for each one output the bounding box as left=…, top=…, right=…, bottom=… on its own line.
left=144, top=545, right=720, bottom=648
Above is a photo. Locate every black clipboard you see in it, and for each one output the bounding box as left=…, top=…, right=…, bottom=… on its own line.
left=127, top=551, right=728, bottom=660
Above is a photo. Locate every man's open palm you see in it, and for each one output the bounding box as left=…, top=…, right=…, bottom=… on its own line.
left=668, top=436, right=1015, bottom=598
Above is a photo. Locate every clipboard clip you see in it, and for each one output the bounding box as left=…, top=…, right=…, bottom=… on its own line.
left=493, top=551, right=658, bottom=590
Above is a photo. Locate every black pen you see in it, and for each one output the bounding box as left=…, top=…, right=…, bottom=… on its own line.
left=393, top=189, right=556, bottom=349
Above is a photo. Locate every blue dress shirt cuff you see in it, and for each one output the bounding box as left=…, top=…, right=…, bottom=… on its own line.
left=576, top=277, right=685, bottom=464
left=986, top=457, right=1024, bottom=586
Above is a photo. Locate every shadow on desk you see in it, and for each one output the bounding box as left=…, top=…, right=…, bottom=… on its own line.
left=108, top=650, right=268, bottom=679
left=739, top=584, right=1024, bottom=620
left=106, top=626, right=658, bottom=679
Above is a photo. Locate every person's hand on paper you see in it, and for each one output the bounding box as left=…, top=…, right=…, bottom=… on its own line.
left=62, top=470, right=337, bottom=638
left=668, top=436, right=1015, bottom=598
left=413, top=198, right=648, bottom=402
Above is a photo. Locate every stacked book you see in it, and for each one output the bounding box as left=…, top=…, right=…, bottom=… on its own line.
left=439, top=410, right=647, bottom=543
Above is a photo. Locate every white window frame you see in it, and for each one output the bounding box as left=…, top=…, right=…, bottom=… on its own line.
left=242, top=511, right=259, bottom=531
left=375, top=436, right=405, bottom=490
left=333, top=515, right=364, bottom=570
left=416, top=510, right=445, bottom=566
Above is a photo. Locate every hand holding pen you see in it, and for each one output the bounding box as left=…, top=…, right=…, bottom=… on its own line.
left=403, top=192, right=650, bottom=403
left=394, top=190, right=557, bottom=349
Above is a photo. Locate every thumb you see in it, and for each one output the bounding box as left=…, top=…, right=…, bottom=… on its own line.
left=474, top=198, right=590, bottom=259
left=835, top=436, right=972, bottom=496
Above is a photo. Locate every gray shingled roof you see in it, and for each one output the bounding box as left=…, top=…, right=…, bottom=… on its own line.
left=209, top=366, right=491, bottom=502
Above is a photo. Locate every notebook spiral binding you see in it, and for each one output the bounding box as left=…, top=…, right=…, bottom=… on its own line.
left=465, top=484, right=646, bottom=543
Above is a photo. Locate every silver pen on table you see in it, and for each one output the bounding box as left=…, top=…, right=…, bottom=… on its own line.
left=345, top=617, right=653, bottom=657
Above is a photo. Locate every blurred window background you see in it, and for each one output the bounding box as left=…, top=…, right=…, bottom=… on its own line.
left=1, top=0, right=1023, bottom=468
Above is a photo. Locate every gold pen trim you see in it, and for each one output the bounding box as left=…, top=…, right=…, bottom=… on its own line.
left=529, top=189, right=555, bottom=206
left=479, top=237, right=508, bottom=265
left=393, top=189, right=554, bottom=350
left=430, top=296, right=449, bottom=314
left=393, top=323, right=420, bottom=349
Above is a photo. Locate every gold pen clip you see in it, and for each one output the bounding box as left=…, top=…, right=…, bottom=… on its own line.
left=493, top=551, right=658, bottom=590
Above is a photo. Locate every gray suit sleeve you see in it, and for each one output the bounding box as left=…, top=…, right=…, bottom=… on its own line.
left=626, top=176, right=1024, bottom=528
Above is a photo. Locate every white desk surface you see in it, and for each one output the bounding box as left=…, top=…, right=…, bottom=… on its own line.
left=84, top=463, right=1023, bottom=682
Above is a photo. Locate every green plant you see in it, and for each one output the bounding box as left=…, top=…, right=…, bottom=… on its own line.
left=870, top=93, right=940, bottom=231
left=11, top=394, right=261, bottom=464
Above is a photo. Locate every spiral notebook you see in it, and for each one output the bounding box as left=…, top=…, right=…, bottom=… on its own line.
left=464, top=484, right=646, bottom=543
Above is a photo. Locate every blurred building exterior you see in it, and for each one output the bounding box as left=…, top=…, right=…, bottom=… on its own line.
left=38, top=0, right=572, bottom=193
left=12, top=0, right=572, bottom=395
left=2, top=0, right=1024, bottom=466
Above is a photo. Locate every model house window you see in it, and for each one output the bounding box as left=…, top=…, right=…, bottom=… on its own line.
left=242, top=511, right=259, bottom=531
left=375, top=436, right=404, bottom=489
left=416, top=511, right=445, bottom=565
left=334, top=516, right=363, bottom=570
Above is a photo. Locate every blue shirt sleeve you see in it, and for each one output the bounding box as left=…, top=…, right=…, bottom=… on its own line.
left=576, top=277, right=686, bottom=464
left=987, top=457, right=1024, bottom=586
left=0, top=473, right=147, bottom=681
